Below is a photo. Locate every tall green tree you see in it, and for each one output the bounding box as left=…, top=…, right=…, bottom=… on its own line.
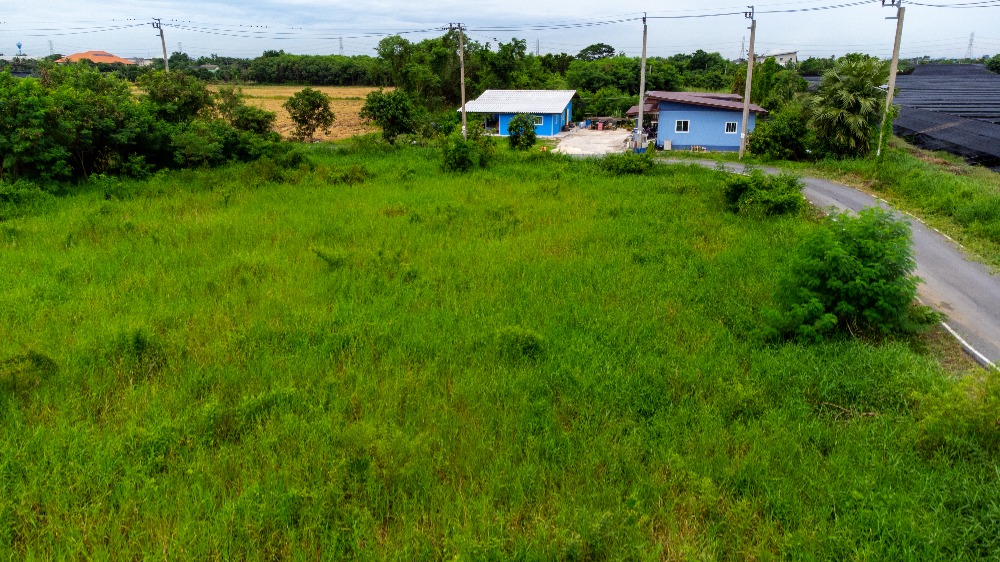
left=359, top=89, right=416, bottom=143
left=808, top=56, right=889, bottom=158
left=283, top=87, right=335, bottom=142
left=576, top=43, right=617, bottom=61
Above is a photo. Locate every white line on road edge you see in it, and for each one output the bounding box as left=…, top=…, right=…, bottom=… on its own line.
left=941, top=322, right=997, bottom=370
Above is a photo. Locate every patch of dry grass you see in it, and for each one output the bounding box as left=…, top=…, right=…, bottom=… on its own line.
left=215, top=85, right=391, bottom=141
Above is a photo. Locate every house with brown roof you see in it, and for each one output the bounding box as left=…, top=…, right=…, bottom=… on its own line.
left=55, top=51, right=135, bottom=65
left=628, top=91, right=767, bottom=151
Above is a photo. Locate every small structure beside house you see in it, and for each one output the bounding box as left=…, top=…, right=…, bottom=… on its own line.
left=55, top=51, right=135, bottom=65
left=635, top=91, right=767, bottom=151
left=756, top=50, right=798, bottom=67
left=462, top=90, right=575, bottom=136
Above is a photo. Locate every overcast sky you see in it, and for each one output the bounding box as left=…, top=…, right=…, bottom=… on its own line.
left=2, top=0, right=998, bottom=61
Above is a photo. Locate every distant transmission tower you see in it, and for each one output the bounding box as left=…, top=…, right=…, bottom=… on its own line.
left=966, top=32, right=975, bottom=59
left=48, top=40, right=53, bottom=55
left=536, top=39, right=540, bottom=56
left=177, top=42, right=182, bottom=54
left=339, top=37, right=343, bottom=55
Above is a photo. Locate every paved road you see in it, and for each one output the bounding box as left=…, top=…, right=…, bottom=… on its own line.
left=669, top=159, right=1000, bottom=367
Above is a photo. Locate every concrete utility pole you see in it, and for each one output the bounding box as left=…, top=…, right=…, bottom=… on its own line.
left=152, top=18, right=169, bottom=72
left=453, top=24, right=468, bottom=139
left=876, top=0, right=905, bottom=157
left=636, top=14, right=648, bottom=150
left=739, top=6, right=756, bottom=160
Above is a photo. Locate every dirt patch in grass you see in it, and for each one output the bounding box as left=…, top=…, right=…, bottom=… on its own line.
left=215, top=85, right=389, bottom=141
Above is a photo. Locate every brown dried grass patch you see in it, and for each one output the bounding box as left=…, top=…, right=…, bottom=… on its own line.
left=212, top=85, right=392, bottom=141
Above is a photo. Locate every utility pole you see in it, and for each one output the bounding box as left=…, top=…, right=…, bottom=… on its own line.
left=152, top=18, right=169, bottom=72
left=876, top=0, right=905, bottom=157
left=739, top=6, right=756, bottom=160
left=636, top=14, right=648, bottom=151
left=452, top=24, right=468, bottom=139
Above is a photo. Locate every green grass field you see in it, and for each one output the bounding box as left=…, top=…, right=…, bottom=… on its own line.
left=1, top=140, right=997, bottom=559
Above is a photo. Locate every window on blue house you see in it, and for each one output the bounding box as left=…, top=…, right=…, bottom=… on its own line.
left=675, top=120, right=690, bottom=133
left=725, top=122, right=738, bottom=134
left=533, top=115, right=544, bottom=126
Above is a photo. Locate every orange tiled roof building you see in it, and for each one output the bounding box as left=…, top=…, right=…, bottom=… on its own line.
left=55, top=51, right=135, bottom=65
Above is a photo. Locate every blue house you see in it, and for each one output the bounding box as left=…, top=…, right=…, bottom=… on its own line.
left=630, top=92, right=767, bottom=151
left=462, top=90, right=576, bottom=136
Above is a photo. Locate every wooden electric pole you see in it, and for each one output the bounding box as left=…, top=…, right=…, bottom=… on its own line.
left=152, top=18, right=169, bottom=73
left=453, top=23, right=468, bottom=139
left=636, top=14, right=648, bottom=150
left=877, top=1, right=905, bottom=157
left=739, top=6, right=756, bottom=160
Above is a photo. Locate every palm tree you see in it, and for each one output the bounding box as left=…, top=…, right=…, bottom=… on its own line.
left=808, top=56, right=889, bottom=157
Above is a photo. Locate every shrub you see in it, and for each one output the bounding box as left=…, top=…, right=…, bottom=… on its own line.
left=723, top=169, right=805, bottom=216
left=0, top=180, right=55, bottom=221
left=443, top=133, right=494, bottom=172
left=137, top=71, right=213, bottom=123
left=507, top=114, right=537, bottom=150
left=747, top=100, right=812, bottom=161
left=767, top=208, right=930, bottom=341
left=600, top=151, right=653, bottom=175
left=359, top=89, right=416, bottom=143
left=283, top=87, right=335, bottom=142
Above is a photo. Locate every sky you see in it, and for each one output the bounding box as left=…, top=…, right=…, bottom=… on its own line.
left=1, top=0, right=999, bottom=61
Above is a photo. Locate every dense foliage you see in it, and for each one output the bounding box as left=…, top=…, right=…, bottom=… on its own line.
left=808, top=56, right=889, bottom=158
left=0, top=66, right=283, bottom=183
left=506, top=114, right=537, bottom=150
left=768, top=208, right=925, bottom=341
left=283, top=87, right=335, bottom=142
left=987, top=54, right=1000, bottom=74
left=723, top=169, right=806, bottom=216
left=359, top=89, right=417, bottom=143
left=600, top=150, right=654, bottom=175
left=747, top=100, right=812, bottom=161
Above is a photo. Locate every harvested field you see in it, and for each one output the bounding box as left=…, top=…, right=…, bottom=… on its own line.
left=216, top=85, right=389, bottom=141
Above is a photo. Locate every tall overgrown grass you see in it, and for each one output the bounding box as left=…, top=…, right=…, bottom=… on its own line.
left=0, top=143, right=996, bottom=559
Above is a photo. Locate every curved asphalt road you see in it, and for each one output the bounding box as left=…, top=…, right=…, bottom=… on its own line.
left=670, top=160, right=1000, bottom=368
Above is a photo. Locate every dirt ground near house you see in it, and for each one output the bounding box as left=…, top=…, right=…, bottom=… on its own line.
left=553, top=128, right=632, bottom=157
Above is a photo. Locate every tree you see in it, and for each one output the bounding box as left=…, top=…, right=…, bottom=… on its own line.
left=137, top=71, right=213, bottom=123
left=507, top=114, right=537, bottom=150
left=359, top=88, right=415, bottom=143
left=986, top=54, right=1000, bottom=74
left=576, top=43, right=617, bottom=62
left=283, top=87, right=335, bottom=142
left=747, top=99, right=812, bottom=161
left=807, top=56, right=888, bottom=158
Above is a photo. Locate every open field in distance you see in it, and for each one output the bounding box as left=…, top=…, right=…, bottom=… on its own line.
left=222, top=85, right=387, bottom=141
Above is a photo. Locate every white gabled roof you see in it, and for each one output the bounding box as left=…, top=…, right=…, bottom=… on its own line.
left=463, top=90, right=576, bottom=114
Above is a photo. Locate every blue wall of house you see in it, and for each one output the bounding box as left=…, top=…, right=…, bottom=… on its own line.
left=655, top=102, right=757, bottom=151
left=496, top=101, right=572, bottom=136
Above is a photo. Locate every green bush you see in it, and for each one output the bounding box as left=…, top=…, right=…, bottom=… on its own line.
left=507, top=114, right=537, bottom=151
left=283, top=87, right=335, bottom=142
left=442, top=132, right=495, bottom=172
left=359, top=89, right=416, bottom=143
left=600, top=150, right=653, bottom=175
left=723, top=169, right=805, bottom=216
left=767, top=208, right=929, bottom=341
left=496, top=326, right=545, bottom=361
left=0, top=180, right=54, bottom=221
left=747, top=100, right=812, bottom=161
